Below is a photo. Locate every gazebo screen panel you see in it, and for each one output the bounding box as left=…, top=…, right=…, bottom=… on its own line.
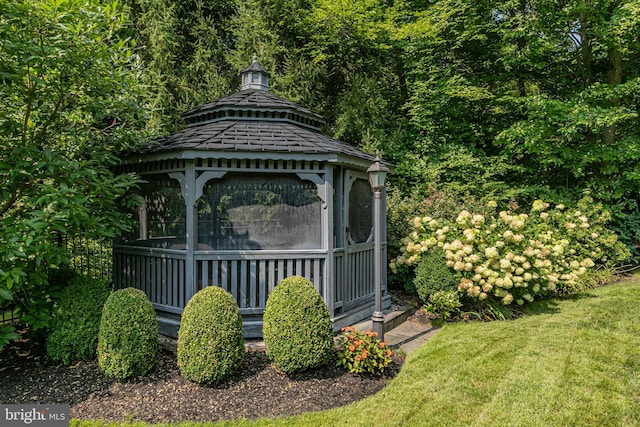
left=197, top=173, right=322, bottom=250
left=118, top=174, right=186, bottom=248
left=348, top=178, right=373, bottom=243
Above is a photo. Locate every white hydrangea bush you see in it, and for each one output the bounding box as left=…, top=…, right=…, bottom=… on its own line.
left=392, top=196, right=630, bottom=306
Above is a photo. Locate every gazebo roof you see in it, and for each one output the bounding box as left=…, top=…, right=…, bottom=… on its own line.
left=134, top=118, right=375, bottom=161
left=126, top=57, right=379, bottom=167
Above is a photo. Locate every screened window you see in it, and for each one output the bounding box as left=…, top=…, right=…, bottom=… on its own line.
left=198, top=174, right=322, bottom=250
left=119, top=174, right=185, bottom=248
left=348, top=178, right=372, bottom=243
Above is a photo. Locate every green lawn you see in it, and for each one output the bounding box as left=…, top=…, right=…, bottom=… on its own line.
left=73, top=274, right=640, bottom=427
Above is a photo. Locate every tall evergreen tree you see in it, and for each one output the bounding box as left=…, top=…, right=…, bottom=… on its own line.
left=124, top=0, right=238, bottom=133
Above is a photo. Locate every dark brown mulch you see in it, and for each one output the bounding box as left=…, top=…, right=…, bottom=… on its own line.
left=0, top=330, right=403, bottom=424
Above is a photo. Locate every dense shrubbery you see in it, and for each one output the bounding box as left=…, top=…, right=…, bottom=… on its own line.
left=97, top=288, right=158, bottom=381
left=393, top=197, right=630, bottom=308
left=413, top=247, right=460, bottom=320
left=46, top=275, right=110, bottom=364
left=262, top=276, right=334, bottom=374
left=178, top=286, right=244, bottom=384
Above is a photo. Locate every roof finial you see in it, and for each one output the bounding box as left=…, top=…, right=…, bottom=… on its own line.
left=252, top=52, right=258, bottom=63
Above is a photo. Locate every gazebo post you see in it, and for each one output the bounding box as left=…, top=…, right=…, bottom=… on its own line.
left=367, top=154, right=389, bottom=341
left=323, top=164, right=335, bottom=319
left=185, top=160, right=198, bottom=300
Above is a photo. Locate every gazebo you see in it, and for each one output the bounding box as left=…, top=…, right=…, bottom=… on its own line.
left=113, top=56, right=391, bottom=337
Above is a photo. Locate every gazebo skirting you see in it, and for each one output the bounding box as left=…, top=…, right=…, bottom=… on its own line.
left=113, top=243, right=386, bottom=337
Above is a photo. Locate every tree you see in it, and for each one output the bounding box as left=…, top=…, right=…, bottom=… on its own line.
left=0, top=0, right=145, bottom=348
left=393, top=0, right=640, bottom=259
left=123, top=0, right=238, bottom=132
left=494, top=0, right=640, bottom=260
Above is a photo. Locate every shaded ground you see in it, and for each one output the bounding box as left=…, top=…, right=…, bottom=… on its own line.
left=0, top=330, right=403, bottom=424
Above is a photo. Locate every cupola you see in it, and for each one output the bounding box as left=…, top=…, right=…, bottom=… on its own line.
left=240, top=53, right=269, bottom=91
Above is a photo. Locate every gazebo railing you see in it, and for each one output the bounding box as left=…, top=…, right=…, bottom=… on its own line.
left=113, top=243, right=386, bottom=336
left=195, top=251, right=325, bottom=315
left=113, top=246, right=326, bottom=317
left=113, top=247, right=187, bottom=314
left=336, top=243, right=375, bottom=312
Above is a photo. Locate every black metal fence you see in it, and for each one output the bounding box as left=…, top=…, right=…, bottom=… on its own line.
left=65, top=237, right=113, bottom=282
left=0, top=238, right=112, bottom=325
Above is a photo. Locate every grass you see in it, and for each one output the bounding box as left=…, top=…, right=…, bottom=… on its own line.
left=72, top=274, right=640, bottom=427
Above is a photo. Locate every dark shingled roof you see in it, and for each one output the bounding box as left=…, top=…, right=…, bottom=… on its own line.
left=182, top=89, right=324, bottom=128
left=240, top=59, right=270, bottom=76
left=128, top=85, right=377, bottom=165
left=135, top=119, right=376, bottom=162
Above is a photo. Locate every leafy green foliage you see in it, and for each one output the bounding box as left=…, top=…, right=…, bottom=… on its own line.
left=413, top=247, right=458, bottom=303
left=262, top=276, right=333, bottom=374
left=336, top=326, right=392, bottom=375
left=46, top=275, right=110, bottom=364
left=97, top=288, right=158, bottom=381
left=0, top=0, right=145, bottom=349
left=177, top=286, right=244, bottom=384
left=114, top=0, right=640, bottom=270
left=0, top=326, right=20, bottom=350
left=122, top=0, right=237, bottom=132
left=424, top=291, right=461, bottom=322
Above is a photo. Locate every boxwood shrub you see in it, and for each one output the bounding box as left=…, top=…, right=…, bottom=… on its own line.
left=177, top=286, right=245, bottom=384
left=46, top=274, right=110, bottom=364
left=262, top=275, right=334, bottom=374
left=414, top=247, right=459, bottom=303
left=97, top=288, right=158, bottom=381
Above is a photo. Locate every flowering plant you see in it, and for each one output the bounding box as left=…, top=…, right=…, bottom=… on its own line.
left=336, top=327, right=393, bottom=374
left=392, top=196, right=629, bottom=306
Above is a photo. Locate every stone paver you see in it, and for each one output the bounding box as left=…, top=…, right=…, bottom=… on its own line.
left=352, top=318, right=439, bottom=355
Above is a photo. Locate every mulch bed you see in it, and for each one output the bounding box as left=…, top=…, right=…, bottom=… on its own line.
left=0, top=330, right=403, bottom=424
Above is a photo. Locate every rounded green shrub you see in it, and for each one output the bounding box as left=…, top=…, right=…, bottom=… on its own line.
left=414, top=247, right=458, bottom=303
left=46, top=275, right=110, bottom=364
left=262, top=275, right=334, bottom=374
left=97, top=288, right=158, bottom=381
left=177, top=286, right=245, bottom=384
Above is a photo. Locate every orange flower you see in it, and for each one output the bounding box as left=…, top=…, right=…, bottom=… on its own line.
left=386, top=350, right=392, bottom=356
left=366, top=330, right=373, bottom=337
left=348, top=345, right=355, bottom=352
left=372, top=331, right=378, bottom=337
left=379, top=342, right=386, bottom=348
left=355, top=355, right=362, bottom=361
